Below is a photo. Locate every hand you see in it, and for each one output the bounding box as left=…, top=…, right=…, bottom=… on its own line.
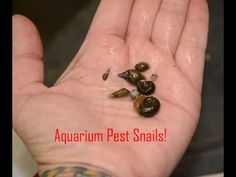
left=13, top=0, right=209, bottom=176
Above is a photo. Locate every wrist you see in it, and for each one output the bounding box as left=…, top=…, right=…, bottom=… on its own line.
left=38, top=164, right=115, bottom=177
left=35, top=141, right=138, bottom=177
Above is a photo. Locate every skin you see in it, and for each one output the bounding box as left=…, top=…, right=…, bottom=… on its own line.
left=13, top=0, right=209, bottom=177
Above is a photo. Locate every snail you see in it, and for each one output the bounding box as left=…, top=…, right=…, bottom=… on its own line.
left=102, top=68, right=110, bottom=81
left=130, top=89, right=141, bottom=100
left=135, top=62, right=149, bottom=72
left=134, top=95, right=160, bottom=117
left=137, top=80, right=155, bottom=95
left=107, top=62, right=160, bottom=117
left=151, top=73, right=158, bottom=81
left=118, top=69, right=145, bottom=84
left=108, top=88, right=130, bottom=98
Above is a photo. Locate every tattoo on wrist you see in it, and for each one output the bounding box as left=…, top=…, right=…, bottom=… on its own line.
left=41, top=166, right=112, bottom=177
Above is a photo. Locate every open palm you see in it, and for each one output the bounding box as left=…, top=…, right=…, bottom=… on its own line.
left=13, top=0, right=209, bottom=176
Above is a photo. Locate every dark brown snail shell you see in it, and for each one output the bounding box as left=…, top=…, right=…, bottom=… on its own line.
left=134, top=96, right=160, bottom=117
left=137, top=80, right=155, bottom=95
left=135, top=62, right=149, bottom=72
left=109, top=88, right=130, bottom=98
left=102, top=68, right=110, bottom=81
left=118, top=69, right=145, bottom=84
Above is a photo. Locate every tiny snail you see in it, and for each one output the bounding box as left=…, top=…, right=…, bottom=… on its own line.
left=108, top=88, right=130, bottom=98
left=151, top=73, right=158, bottom=81
left=118, top=69, right=145, bottom=84
left=135, top=62, right=149, bottom=72
left=102, top=68, right=110, bottom=81
left=134, top=96, right=160, bottom=117
left=137, top=80, right=155, bottom=95
left=130, top=89, right=141, bottom=100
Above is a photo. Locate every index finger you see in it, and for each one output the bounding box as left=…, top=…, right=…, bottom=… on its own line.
left=87, top=0, right=134, bottom=39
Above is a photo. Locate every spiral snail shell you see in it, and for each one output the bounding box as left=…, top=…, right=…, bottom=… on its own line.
left=118, top=69, right=145, bottom=84
left=135, top=62, right=149, bottom=72
left=109, top=88, right=130, bottom=98
left=137, top=80, right=155, bottom=95
left=134, top=95, right=160, bottom=117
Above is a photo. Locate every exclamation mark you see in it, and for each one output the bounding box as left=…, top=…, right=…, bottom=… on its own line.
left=164, top=128, right=167, bottom=142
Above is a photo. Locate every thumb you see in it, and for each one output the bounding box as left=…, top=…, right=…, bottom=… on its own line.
left=13, top=15, right=47, bottom=121
left=13, top=14, right=46, bottom=95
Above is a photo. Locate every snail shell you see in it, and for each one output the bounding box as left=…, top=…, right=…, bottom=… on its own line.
left=135, top=62, right=149, bottom=72
left=134, top=96, right=160, bottom=117
left=102, top=68, right=110, bottom=81
left=151, top=73, right=158, bottom=81
left=130, top=89, right=141, bottom=100
left=137, top=80, right=155, bottom=95
left=118, top=69, right=145, bottom=84
left=109, top=88, right=130, bottom=98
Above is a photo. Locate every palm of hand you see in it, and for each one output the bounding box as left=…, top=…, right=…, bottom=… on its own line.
left=13, top=1, right=208, bottom=176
